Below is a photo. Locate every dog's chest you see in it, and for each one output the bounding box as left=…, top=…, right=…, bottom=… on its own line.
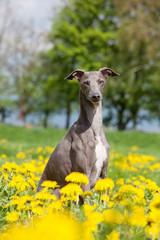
left=94, top=136, right=107, bottom=178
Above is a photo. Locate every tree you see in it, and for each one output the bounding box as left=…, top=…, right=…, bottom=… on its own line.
left=104, top=0, right=160, bottom=130
left=41, top=0, right=117, bottom=128
left=0, top=0, right=17, bottom=122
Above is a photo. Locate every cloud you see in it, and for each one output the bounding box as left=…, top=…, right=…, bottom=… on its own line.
left=11, top=0, right=37, bottom=9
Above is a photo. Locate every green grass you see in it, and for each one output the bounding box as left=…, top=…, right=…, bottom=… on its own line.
left=0, top=124, right=160, bottom=238
left=0, top=124, right=160, bottom=165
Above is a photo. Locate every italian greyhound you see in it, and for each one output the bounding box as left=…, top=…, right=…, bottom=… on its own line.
left=37, top=67, right=119, bottom=199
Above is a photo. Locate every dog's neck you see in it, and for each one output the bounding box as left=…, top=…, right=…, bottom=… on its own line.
left=77, top=90, right=103, bottom=136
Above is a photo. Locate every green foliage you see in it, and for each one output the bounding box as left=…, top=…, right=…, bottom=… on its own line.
left=104, top=0, right=160, bottom=129
left=38, top=0, right=117, bottom=128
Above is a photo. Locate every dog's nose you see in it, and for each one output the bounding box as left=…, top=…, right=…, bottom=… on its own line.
left=91, top=93, right=100, bottom=102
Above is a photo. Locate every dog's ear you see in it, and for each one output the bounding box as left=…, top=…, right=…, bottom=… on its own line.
left=65, top=69, right=85, bottom=80
left=99, top=67, right=120, bottom=78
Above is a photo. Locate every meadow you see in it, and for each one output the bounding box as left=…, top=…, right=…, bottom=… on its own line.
left=0, top=124, right=160, bottom=240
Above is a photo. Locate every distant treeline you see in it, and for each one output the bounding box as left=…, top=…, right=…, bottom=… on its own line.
left=0, top=0, right=160, bottom=129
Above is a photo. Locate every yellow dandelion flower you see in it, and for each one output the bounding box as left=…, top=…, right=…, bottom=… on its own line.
left=82, top=211, right=103, bottom=232
left=139, top=184, right=146, bottom=190
left=145, top=179, right=160, bottom=193
left=126, top=179, right=132, bottom=183
left=2, top=162, right=19, bottom=172
left=133, top=180, right=141, bottom=186
left=10, top=196, right=26, bottom=210
left=44, top=157, right=49, bottom=163
left=60, top=183, right=83, bottom=196
left=0, top=138, right=7, bottom=142
left=147, top=207, right=160, bottom=224
left=106, top=230, right=119, bottom=240
left=6, top=211, right=20, bottom=222
left=45, top=146, right=54, bottom=153
left=31, top=200, right=44, bottom=209
left=83, top=191, right=93, bottom=198
left=116, top=178, right=124, bottom=186
left=36, top=147, right=43, bottom=153
left=8, top=174, right=24, bottom=188
left=94, top=178, right=114, bottom=193
left=103, top=209, right=123, bottom=225
left=35, top=192, right=57, bottom=201
left=1, top=154, right=7, bottom=159
left=22, top=162, right=36, bottom=172
left=32, top=206, right=45, bottom=216
left=38, top=155, right=44, bottom=160
left=83, top=204, right=97, bottom=217
left=41, top=180, right=59, bottom=189
left=145, top=222, right=159, bottom=239
left=47, top=200, right=63, bottom=212
left=131, top=146, right=139, bottom=151
left=128, top=206, right=147, bottom=227
left=3, top=173, right=9, bottom=180
left=101, top=194, right=110, bottom=203
left=16, top=152, right=26, bottom=159
left=139, top=175, right=145, bottom=181
left=149, top=194, right=160, bottom=210
left=1, top=212, right=82, bottom=240
left=65, top=172, right=89, bottom=185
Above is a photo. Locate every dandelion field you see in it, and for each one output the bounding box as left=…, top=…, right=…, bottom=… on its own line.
left=0, top=125, right=160, bottom=240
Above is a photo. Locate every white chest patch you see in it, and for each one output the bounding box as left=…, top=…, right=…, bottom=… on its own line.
left=95, top=136, right=107, bottom=179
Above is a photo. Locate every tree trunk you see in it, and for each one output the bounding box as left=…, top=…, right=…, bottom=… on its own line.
left=132, top=117, right=137, bottom=130
left=0, top=106, right=6, bottom=123
left=117, top=120, right=126, bottom=130
left=43, top=110, right=49, bottom=128
left=117, top=105, right=126, bottom=130
left=65, top=101, right=71, bottom=129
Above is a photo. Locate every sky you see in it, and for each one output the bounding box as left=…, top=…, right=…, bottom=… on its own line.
left=10, top=0, right=63, bottom=31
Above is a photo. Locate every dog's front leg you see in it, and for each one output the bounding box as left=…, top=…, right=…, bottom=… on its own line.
left=99, top=160, right=109, bottom=179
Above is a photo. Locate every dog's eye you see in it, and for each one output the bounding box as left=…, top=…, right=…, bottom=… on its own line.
left=84, top=81, right=90, bottom=86
left=98, top=79, right=104, bottom=85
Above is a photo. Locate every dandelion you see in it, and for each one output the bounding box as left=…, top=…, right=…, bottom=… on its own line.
left=22, top=162, right=36, bottom=172
left=60, top=183, right=83, bottom=203
left=94, top=178, right=114, bottom=193
left=6, top=211, right=20, bottom=222
left=45, top=146, right=54, bottom=153
left=38, top=155, right=43, bottom=160
left=16, top=152, right=26, bottom=159
left=3, top=173, right=9, bottom=180
left=116, top=178, right=124, bottom=186
left=83, top=204, right=97, bottom=217
left=103, top=209, right=123, bottom=225
left=36, top=147, right=43, bottom=153
left=2, top=162, right=19, bottom=172
left=131, top=146, right=139, bottom=151
left=1, top=154, right=7, bottom=159
left=133, top=180, right=141, bottom=186
left=128, top=206, right=147, bottom=227
left=32, top=206, right=44, bottom=216
left=106, top=230, right=119, bottom=240
left=60, top=183, right=83, bottom=196
left=41, top=180, right=59, bottom=189
left=139, top=175, right=146, bottom=181
left=47, top=200, right=63, bottom=212
left=149, top=194, right=160, bottom=210
left=65, top=172, right=89, bottom=185
left=0, top=138, right=7, bottom=142
left=101, top=194, right=110, bottom=203
left=82, top=211, right=103, bottom=234
left=35, top=192, right=57, bottom=201
left=1, top=213, right=82, bottom=240
left=82, top=191, right=93, bottom=198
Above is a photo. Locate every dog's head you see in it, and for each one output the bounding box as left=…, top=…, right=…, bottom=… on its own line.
left=65, top=67, right=119, bottom=104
